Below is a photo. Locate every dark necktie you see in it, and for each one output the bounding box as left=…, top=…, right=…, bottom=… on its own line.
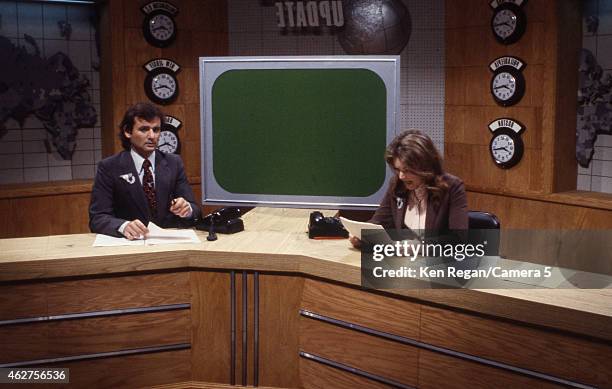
left=142, top=159, right=157, bottom=217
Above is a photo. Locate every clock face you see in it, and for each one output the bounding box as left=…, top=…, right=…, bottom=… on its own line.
left=490, top=3, right=526, bottom=45
left=148, top=14, right=175, bottom=42
left=492, top=72, right=516, bottom=101
left=491, top=134, right=515, bottom=163
left=492, top=9, right=517, bottom=40
left=142, top=11, right=177, bottom=48
left=151, top=73, right=177, bottom=100
left=144, top=65, right=180, bottom=105
left=157, top=130, right=179, bottom=154
left=489, top=128, right=524, bottom=169
left=490, top=67, right=525, bottom=107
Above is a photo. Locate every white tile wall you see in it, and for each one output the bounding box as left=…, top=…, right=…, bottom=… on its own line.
left=0, top=1, right=18, bottom=38
left=23, top=153, right=48, bottom=168
left=49, top=165, right=72, bottom=181
left=0, top=1, right=100, bottom=184
left=0, top=154, right=23, bottom=169
left=24, top=167, right=48, bottom=182
left=0, top=169, right=23, bottom=184
left=17, top=2, right=43, bottom=38
left=72, top=164, right=94, bottom=179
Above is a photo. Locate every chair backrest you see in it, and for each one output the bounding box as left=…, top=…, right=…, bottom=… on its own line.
left=468, top=211, right=500, bottom=229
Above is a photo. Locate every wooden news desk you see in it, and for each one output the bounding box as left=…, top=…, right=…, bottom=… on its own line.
left=0, top=208, right=610, bottom=389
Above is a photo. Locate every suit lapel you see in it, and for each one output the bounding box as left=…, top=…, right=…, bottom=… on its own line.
left=119, top=151, right=149, bottom=219
left=425, top=193, right=436, bottom=230
left=154, top=151, right=171, bottom=219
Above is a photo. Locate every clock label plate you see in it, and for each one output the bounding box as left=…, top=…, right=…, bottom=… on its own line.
left=141, top=1, right=178, bottom=16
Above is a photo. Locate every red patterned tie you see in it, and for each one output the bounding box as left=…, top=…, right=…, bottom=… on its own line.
left=142, top=159, right=157, bottom=217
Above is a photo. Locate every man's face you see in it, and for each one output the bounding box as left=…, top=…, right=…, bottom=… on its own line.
left=125, top=116, right=161, bottom=157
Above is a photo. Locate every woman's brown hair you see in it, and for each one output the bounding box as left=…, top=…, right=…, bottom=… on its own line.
left=385, top=129, right=449, bottom=207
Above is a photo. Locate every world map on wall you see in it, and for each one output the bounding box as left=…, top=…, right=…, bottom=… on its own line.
left=0, top=34, right=97, bottom=160
left=577, top=14, right=612, bottom=168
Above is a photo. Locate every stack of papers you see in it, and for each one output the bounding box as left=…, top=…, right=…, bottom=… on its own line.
left=93, top=222, right=201, bottom=247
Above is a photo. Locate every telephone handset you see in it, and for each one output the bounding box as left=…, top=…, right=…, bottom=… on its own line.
left=196, top=207, right=244, bottom=238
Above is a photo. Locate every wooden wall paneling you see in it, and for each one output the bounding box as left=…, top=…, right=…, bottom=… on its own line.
left=193, top=32, right=230, bottom=57
left=100, top=0, right=126, bottom=155
left=0, top=193, right=92, bottom=238
left=54, top=349, right=191, bottom=389
left=551, top=0, right=581, bottom=192
left=258, top=274, right=302, bottom=388
left=419, top=305, right=612, bottom=387
left=191, top=0, right=228, bottom=33
left=164, top=29, right=194, bottom=68
left=163, top=104, right=187, bottom=128
left=444, top=106, right=465, bottom=144
left=123, top=0, right=150, bottom=28
left=463, top=66, right=489, bottom=106
left=513, top=22, right=546, bottom=65
left=445, top=0, right=489, bottom=29
left=181, top=67, right=201, bottom=104
left=300, top=318, right=419, bottom=387
left=540, top=0, right=560, bottom=194
left=125, top=66, right=150, bottom=104
left=184, top=103, right=201, bottom=140
left=466, top=191, right=612, bottom=229
left=124, top=27, right=162, bottom=66
left=46, top=272, right=190, bottom=315
left=301, top=279, right=420, bottom=340
left=444, top=67, right=466, bottom=106
left=190, top=271, right=232, bottom=384
left=522, top=64, right=545, bottom=107
left=418, top=350, right=563, bottom=389
left=300, top=358, right=391, bottom=389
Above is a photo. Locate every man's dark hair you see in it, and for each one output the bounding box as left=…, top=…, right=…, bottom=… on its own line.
left=118, top=102, right=165, bottom=150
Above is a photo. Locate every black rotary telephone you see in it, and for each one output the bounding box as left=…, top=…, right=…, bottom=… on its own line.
left=196, top=207, right=244, bottom=241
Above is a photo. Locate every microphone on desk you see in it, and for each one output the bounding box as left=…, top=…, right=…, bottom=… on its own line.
left=207, top=216, right=218, bottom=241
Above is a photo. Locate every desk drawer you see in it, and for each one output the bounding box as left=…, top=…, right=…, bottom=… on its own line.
left=300, top=358, right=391, bottom=389
left=418, top=350, right=563, bottom=389
left=301, top=279, right=420, bottom=339
left=0, top=283, right=46, bottom=320
left=300, top=317, right=418, bottom=387
left=420, top=305, right=611, bottom=388
left=46, top=272, right=190, bottom=315
left=1, top=309, right=190, bottom=364
left=54, top=349, right=191, bottom=389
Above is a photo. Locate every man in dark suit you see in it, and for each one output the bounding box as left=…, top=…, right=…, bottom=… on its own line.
left=89, top=103, right=201, bottom=239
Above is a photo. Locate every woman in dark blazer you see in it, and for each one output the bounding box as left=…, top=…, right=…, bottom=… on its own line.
left=350, top=130, right=468, bottom=247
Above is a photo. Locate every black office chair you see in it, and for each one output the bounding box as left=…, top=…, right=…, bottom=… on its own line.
left=468, top=211, right=501, bottom=230
left=467, top=211, right=500, bottom=256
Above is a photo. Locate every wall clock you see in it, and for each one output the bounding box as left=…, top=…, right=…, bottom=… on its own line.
left=489, top=56, right=526, bottom=107
left=144, top=59, right=180, bottom=105
left=488, top=118, right=525, bottom=169
left=141, top=1, right=178, bottom=48
left=158, top=115, right=182, bottom=154
left=490, top=0, right=526, bottom=45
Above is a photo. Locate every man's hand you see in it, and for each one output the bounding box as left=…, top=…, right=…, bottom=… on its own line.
left=170, top=197, right=192, bottom=218
left=123, top=219, right=149, bottom=240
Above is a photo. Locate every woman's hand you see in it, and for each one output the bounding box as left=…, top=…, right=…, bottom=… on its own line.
left=349, top=236, right=362, bottom=249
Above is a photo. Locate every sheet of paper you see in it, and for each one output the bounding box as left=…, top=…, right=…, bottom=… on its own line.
left=144, top=222, right=201, bottom=245
left=93, top=234, right=144, bottom=247
left=339, top=217, right=386, bottom=240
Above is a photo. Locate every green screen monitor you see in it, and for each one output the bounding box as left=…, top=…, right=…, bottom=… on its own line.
left=200, top=56, right=400, bottom=209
